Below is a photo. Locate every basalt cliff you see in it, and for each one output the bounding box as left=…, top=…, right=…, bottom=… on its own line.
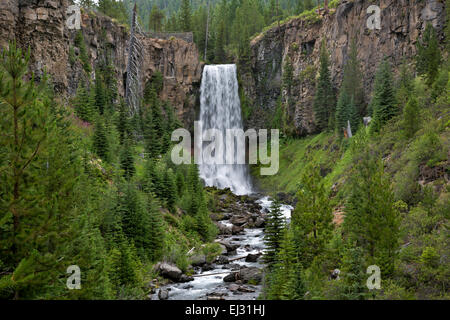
left=241, top=0, right=447, bottom=135
left=0, top=0, right=203, bottom=126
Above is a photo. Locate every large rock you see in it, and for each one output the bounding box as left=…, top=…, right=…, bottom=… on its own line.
left=245, top=253, right=261, bottom=263
left=156, top=262, right=183, bottom=282
left=215, top=222, right=232, bottom=235
left=239, top=267, right=263, bottom=284
left=231, top=225, right=244, bottom=235
left=158, top=288, right=169, bottom=300
left=223, top=272, right=239, bottom=283
left=216, top=255, right=229, bottom=265
left=218, top=241, right=240, bottom=253
left=230, top=215, right=249, bottom=226
left=190, top=254, right=206, bottom=267
left=255, top=216, right=265, bottom=228
left=223, top=267, right=263, bottom=284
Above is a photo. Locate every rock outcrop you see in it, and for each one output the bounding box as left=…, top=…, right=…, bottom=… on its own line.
left=242, top=0, right=447, bottom=135
left=0, top=0, right=202, bottom=127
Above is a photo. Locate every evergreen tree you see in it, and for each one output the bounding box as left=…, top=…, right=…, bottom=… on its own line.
left=94, top=69, right=107, bottom=114
left=292, top=166, right=333, bottom=269
left=369, top=60, right=397, bottom=134
left=74, top=81, right=94, bottom=122
left=93, top=118, right=109, bottom=161
left=340, top=245, right=368, bottom=300
left=117, top=99, right=130, bottom=145
left=402, top=96, right=420, bottom=139
left=74, top=30, right=92, bottom=73
left=269, top=227, right=306, bottom=300
left=180, top=0, right=192, bottom=31
left=416, top=23, right=442, bottom=86
left=343, top=154, right=400, bottom=276
left=147, top=197, right=165, bottom=262
left=395, top=61, right=414, bottom=111
left=163, top=168, right=178, bottom=212
left=341, top=38, right=365, bottom=117
left=264, top=200, right=286, bottom=267
left=176, top=170, right=186, bottom=196
left=108, top=234, right=142, bottom=290
left=149, top=5, right=165, bottom=31
left=214, top=19, right=226, bottom=63
left=120, top=139, right=135, bottom=180
left=313, top=41, right=335, bottom=131
left=335, top=90, right=358, bottom=136
left=0, top=43, right=112, bottom=299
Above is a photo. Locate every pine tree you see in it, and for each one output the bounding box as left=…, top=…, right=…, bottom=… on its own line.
left=163, top=168, right=178, bottom=212
left=291, top=166, right=333, bottom=269
left=395, top=61, right=414, bottom=111
left=93, top=118, right=109, bottom=161
left=313, top=41, right=336, bottom=131
left=94, top=69, right=107, bottom=114
left=117, top=99, right=130, bottom=144
left=100, top=58, right=118, bottom=111
left=416, top=23, right=442, bottom=86
left=176, top=170, right=186, bottom=196
left=343, top=154, right=400, bottom=276
left=120, top=139, right=135, bottom=180
left=335, top=90, right=358, bottom=136
left=0, top=42, right=112, bottom=299
left=74, top=81, right=94, bottom=122
left=369, top=59, right=397, bottom=134
left=214, top=19, right=226, bottom=63
left=402, top=96, right=420, bottom=139
left=74, top=30, right=92, bottom=73
left=340, top=245, right=368, bottom=300
left=147, top=197, right=165, bottom=262
left=143, top=87, right=164, bottom=158
left=149, top=5, right=165, bottom=31
left=180, top=0, right=192, bottom=32
left=108, top=234, right=142, bottom=290
left=264, top=200, right=285, bottom=267
left=341, top=38, right=365, bottom=117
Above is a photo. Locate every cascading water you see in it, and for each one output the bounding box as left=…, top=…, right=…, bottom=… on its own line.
left=198, top=64, right=253, bottom=195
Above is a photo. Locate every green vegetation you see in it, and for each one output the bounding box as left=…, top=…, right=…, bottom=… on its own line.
left=313, top=41, right=336, bottom=132
left=0, top=42, right=218, bottom=299
left=254, top=26, right=449, bottom=299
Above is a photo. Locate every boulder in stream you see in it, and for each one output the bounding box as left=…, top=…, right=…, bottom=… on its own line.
left=223, top=267, right=263, bottom=284
left=158, top=288, right=169, bottom=300
left=155, top=262, right=193, bottom=283
left=190, top=254, right=206, bottom=267
left=230, top=215, right=249, bottom=226
left=245, top=253, right=261, bottom=262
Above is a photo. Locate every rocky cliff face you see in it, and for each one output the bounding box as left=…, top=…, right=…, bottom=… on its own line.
left=242, top=0, right=447, bottom=135
left=0, top=0, right=203, bottom=127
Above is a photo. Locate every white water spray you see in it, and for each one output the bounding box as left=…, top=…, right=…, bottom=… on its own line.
left=198, top=65, right=253, bottom=195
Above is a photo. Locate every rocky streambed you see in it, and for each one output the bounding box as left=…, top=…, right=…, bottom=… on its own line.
left=151, top=190, right=293, bottom=300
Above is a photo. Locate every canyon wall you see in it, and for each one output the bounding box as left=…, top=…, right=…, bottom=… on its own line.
left=0, top=0, right=203, bottom=126
left=242, top=0, right=447, bottom=135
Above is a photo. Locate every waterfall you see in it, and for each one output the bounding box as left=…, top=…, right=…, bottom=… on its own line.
left=198, top=64, right=253, bottom=195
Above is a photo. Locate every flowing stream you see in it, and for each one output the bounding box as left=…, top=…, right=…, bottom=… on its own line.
left=157, top=65, right=293, bottom=300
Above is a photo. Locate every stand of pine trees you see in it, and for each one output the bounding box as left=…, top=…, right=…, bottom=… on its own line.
left=0, top=42, right=217, bottom=299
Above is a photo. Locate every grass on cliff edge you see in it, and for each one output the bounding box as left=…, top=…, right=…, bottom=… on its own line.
left=251, top=132, right=351, bottom=196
